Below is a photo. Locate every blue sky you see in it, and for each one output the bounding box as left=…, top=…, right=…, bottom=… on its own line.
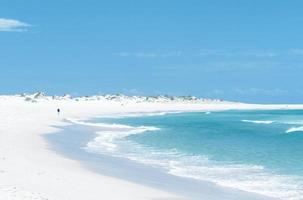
left=1, top=0, right=303, bottom=103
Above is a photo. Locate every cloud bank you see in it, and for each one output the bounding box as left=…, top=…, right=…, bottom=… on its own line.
left=0, top=18, right=30, bottom=32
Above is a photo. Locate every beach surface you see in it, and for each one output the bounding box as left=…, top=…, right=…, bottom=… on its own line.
left=1, top=94, right=302, bottom=200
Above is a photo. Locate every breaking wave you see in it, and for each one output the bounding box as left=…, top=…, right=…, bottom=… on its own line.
left=241, top=120, right=275, bottom=124
left=286, top=126, right=303, bottom=133
left=77, top=119, right=303, bottom=200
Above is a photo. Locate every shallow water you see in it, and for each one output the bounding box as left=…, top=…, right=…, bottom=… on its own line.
left=86, top=110, right=303, bottom=200
left=46, top=124, right=273, bottom=200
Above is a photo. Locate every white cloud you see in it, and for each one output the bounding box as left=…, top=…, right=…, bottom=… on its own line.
left=254, top=52, right=277, bottom=58
left=116, top=51, right=182, bottom=58
left=199, top=49, right=226, bottom=56
left=198, top=49, right=278, bottom=58
left=206, top=88, right=289, bottom=97
left=118, top=52, right=158, bottom=58
left=234, top=88, right=288, bottom=96
left=0, top=18, right=30, bottom=32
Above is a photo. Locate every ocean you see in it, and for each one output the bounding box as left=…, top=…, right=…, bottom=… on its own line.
left=73, top=110, right=303, bottom=200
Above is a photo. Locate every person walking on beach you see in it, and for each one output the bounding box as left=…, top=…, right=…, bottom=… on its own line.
left=57, top=108, right=60, bottom=115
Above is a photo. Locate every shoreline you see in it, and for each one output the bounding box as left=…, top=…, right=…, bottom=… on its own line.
left=0, top=98, right=184, bottom=200
left=45, top=120, right=277, bottom=200
left=1, top=95, right=303, bottom=199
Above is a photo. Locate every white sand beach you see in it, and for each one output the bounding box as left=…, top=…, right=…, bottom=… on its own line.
left=1, top=93, right=302, bottom=200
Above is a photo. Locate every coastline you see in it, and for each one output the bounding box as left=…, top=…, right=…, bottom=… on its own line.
left=45, top=121, right=277, bottom=200
left=0, top=97, right=183, bottom=200
left=1, top=94, right=303, bottom=200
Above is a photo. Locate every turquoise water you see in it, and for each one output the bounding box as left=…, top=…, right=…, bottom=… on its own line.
left=85, top=110, right=303, bottom=200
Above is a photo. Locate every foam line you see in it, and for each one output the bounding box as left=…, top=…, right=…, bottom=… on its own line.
left=242, top=120, right=275, bottom=124
left=286, top=126, right=303, bottom=133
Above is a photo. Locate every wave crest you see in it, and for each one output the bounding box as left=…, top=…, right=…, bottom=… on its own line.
left=66, top=118, right=160, bottom=152
left=242, top=120, right=275, bottom=124
left=286, top=126, right=303, bottom=133
left=66, top=118, right=159, bottom=131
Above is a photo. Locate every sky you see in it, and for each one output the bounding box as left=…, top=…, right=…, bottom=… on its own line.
left=1, top=0, right=303, bottom=103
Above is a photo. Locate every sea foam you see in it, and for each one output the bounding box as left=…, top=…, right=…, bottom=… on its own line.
left=286, top=126, right=303, bottom=133
left=67, top=118, right=160, bottom=152
left=242, top=120, right=275, bottom=124
left=72, top=113, right=303, bottom=200
left=66, top=118, right=159, bottom=131
left=84, top=125, right=303, bottom=200
left=81, top=120, right=303, bottom=200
